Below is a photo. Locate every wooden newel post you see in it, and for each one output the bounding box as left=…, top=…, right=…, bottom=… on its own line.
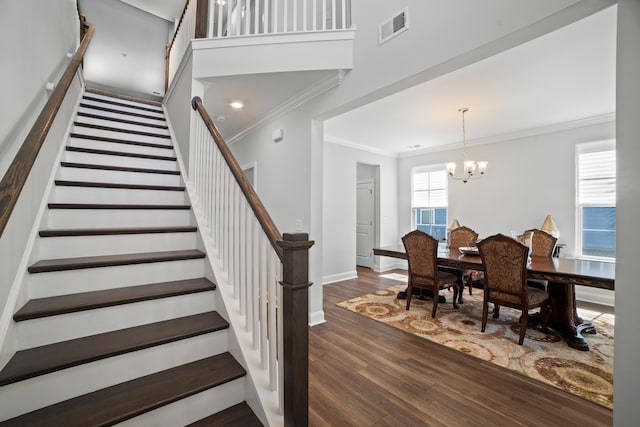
left=278, top=232, right=314, bottom=427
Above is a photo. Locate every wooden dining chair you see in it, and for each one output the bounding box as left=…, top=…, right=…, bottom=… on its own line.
left=525, top=228, right=558, bottom=257
left=402, top=230, right=460, bottom=318
left=525, top=228, right=558, bottom=290
left=441, top=226, right=478, bottom=302
left=477, top=234, right=550, bottom=345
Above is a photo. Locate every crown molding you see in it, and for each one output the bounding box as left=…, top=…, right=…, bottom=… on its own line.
left=398, top=112, right=616, bottom=158
left=324, top=135, right=398, bottom=158
left=227, top=70, right=345, bottom=144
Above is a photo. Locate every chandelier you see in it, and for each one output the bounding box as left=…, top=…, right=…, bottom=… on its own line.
left=446, top=107, right=487, bottom=183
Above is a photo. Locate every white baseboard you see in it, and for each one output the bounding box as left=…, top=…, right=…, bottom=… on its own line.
left=374, top=259, right=407, bottom=272
left=575, top=285, right=615, bottom=307
left=322, top=270, right=357, bottom=285
left=309, top=310, right=325, bottom=326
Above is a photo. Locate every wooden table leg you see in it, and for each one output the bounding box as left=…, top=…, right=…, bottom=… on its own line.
left=546, top=281, right=593, bottom=351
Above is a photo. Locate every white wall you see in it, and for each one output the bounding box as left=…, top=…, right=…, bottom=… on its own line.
left=165, top=55, right=194, bottom=171
left=397, top=121, right=615, bottom=305
left=0, top=0, right=79, bottom=179
left=323, top=142, right=398, bottom=283
left=613, top=0, right=640, bottom=424
left=397, top=121, right=615, bottom=255
left=226, top=0, right=611, bottom=322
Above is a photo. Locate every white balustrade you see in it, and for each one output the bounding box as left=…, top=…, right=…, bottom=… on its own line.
left=191, top=111, right=285, bottom=412
left=167, top=0, right=352, bottom=87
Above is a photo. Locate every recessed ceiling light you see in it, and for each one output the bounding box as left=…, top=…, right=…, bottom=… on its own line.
left=230, top=101, right=243, bottom=109
left=121, top=52, right=127, bottom=57
left=215, top=114, right=226, bottom=122
left=408, top=144, right=422, bottom=149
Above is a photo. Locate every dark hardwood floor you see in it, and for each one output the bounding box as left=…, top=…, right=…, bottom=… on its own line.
left=309, top=267, right=613, bottom=426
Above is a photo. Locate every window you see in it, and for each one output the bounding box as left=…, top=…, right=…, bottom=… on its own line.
left=577, top=141, right=616, bottom=259
left=412, top=165, right=447, bottom=240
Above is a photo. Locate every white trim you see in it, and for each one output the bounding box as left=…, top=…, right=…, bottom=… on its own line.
left=192, top=29, right=356, bottom=50
left=0, top=77, right=84, bottom=365
left=374, top=260, right=407, bottom=272
left=398, top=113, right=616, bottom=158
left=324, top=134, right=398, bottom=158
left=309, top=310, right=326, bottom=326
left=164, top=45, right=193, bottom=103
left=322, top=270, right=357, bottom=285
left=227, top=70, right=345, bottom=144
left=576, top=286, right=615, bottom=307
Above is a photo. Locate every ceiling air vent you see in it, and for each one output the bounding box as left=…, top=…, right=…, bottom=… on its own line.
left=379, top=7, right=408, bottom=45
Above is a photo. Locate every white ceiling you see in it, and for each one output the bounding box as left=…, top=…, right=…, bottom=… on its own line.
left=78, top=0, right=183, bottom=99
left=77, top=2, right=616, bottom=154
left=325, top=5, right=617, bottom=157
left=202, top=70, right=337, bottom=139
left=118, top=0, right=185, bottom=22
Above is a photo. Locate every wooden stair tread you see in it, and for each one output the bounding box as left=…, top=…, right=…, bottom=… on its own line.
left=39, top=225, right=197, bottom=237
left=66, top=145, right=176, bottom=161
left=0, top=353, right=244, bottom=427
left=84, top=87, right=163, bottom=108
left=79, top=103, right=166, bottom=121
left=83, top=94, right=164, bottom=114
left=70, top=132, right=173, bottom=149
left=74, top=122, right=170, bottom=139
left=28, top=249, right=204, bottom=273
left=0, top=311, right=228, bottom=387
left=55, top=180, right=185, bottom=191
left=14, top=278, right=215, bottom=321
left=60, top=161, right=181, bottom=175
left=187, top=402, right=263, bottom=427
left=77, top=111, right=169, bottom=129
left=47, top=202, right=190, bottom=210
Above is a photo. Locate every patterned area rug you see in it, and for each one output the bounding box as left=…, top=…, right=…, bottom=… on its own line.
left=337, top=275, right=614, bottom=409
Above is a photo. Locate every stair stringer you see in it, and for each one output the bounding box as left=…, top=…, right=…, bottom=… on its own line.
left=0, top=78, right=85, bottom=371
left=166, top=109, right=280, bottom=427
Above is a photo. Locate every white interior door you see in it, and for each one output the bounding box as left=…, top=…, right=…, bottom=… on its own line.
left=356, top=179, right=374, bottom=268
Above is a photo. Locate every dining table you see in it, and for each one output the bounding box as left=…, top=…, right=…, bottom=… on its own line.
left=373, top=243, right=615, bottom=351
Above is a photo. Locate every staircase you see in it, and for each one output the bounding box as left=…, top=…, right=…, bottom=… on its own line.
left=0, top=90, right=262, bottom=426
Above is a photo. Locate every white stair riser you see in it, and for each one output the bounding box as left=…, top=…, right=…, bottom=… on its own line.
left=69, top=137, right=174, bottom=157
left=64, top=151, right=177, bottom=171
left=37, top=232, right=197, bottom=259
left=78, top=106, right=167, bottom=126
left=76, top=117, right=170, bottom=136
left=117, top=378, right=246, bottom=427
left=45, top=209, right=192, bottom=229
left=72, top=125, right=171, bottom=145
left=51, top=186, right=187, bottom=205
left=58, top=167, right=182, bottom=187
left=84, top=93, right=163, bottom=111
left=16, top=290, right=216, bottom=349
left=28, top=258, right=205, bottom=298
left=81, top=98, right=165, bottom=119
left=0, top=332, right=228, bottom=422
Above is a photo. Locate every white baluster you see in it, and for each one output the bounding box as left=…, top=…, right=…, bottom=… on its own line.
left=313, top=0, right=317, bottom=31
left=322, top=0, right=326, bottom=30
left=259, top=234, right=268, bottom=368
left=332, top=0, right=336, bottom=30
left=268, top=250, right=278, bottom=390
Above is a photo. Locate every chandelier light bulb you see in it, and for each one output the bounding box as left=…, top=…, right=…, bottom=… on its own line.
left=446, top=107, right=487, bottom=183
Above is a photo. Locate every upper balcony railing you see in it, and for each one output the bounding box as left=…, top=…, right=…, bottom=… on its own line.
left=166, top=0, right=352, bottom=88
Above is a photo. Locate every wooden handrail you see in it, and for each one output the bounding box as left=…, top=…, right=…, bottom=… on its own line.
left=167, top=0, right=191, bottom=55
left=0, top=25, right=95, bottom=237
left=191, top=96, right=284, bottom=261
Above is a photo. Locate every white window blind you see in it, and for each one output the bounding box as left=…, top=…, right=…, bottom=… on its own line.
left=412, top=167, right=447, bottom=208
left=578, top=149, right=616, bottom=205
